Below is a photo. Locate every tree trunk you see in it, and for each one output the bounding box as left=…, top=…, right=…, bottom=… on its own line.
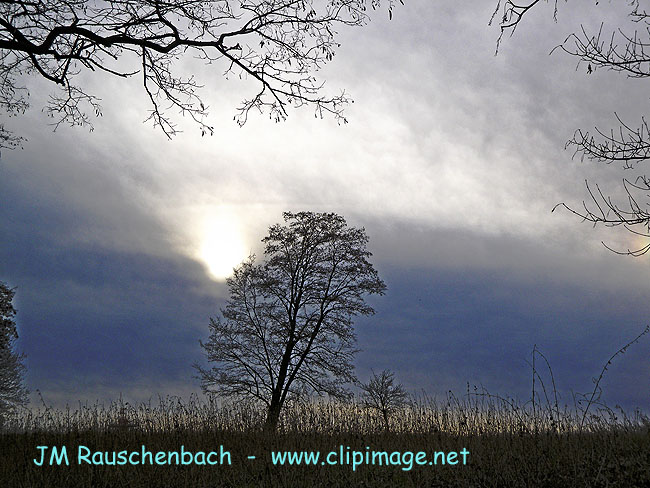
left=382, top=409, right=390, bottom=432
left=265, top=399, right=282, bottom=432
left=265, top=334, right=294, bottom=432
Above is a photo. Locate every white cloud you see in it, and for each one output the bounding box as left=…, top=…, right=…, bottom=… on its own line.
left=5, top=0, right=649, bottom=287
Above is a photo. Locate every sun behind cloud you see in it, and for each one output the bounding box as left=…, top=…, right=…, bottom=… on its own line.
left=199, top=213, right=248, bottom=280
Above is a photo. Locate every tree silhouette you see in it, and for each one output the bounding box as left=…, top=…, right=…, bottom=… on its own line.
left=0, top=0, right=402, bottom=146
left=360, top=369, right=408, bottom=431
left=196, top=211, right=386, bottom=431
left=0, top=282, right=28, bottom=422
left=492, top=1, right=650, bottom=255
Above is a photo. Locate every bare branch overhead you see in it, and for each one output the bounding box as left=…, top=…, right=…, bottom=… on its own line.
left=0, top=0, right=402, bottom=143
left=492, top=0, right=650, bottom=256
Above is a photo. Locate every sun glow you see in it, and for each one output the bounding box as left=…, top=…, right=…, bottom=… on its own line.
left=199, top=213, right=248, bottom=280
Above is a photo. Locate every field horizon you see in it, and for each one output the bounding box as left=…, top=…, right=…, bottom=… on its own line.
left=2, top=385, right=649, bottom=487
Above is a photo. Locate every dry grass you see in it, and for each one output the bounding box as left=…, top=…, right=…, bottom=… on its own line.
left=1, top=391, right=648, bottom=487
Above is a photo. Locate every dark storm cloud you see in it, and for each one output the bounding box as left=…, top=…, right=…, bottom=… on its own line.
left=1, top=146, right=226, bottom=404
left=355, top=264, right=650, bottom=410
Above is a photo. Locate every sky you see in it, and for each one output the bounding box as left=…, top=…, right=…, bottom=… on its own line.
left=1, top=0, right=649, bottom=411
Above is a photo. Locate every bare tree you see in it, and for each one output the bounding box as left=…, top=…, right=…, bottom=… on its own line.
left=360, top=369, right=408, bottom=431
left=0, top=0, right=401, bottom=146
left=0, top=282, right=28, bottom=422
left=196, top=211, right=386, bottom=431
left=491, top=0, right=650, bottom=255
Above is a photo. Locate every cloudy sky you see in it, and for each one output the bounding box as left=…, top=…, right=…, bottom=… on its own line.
left=2, top=1, right=649, bottom=410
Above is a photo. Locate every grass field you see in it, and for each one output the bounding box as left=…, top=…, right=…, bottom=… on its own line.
left=1, top=392, right=648, bottom=487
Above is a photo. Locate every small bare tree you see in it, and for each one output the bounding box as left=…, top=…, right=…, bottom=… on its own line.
left=491, top=0, right=650, bottom=255
left=360, top=369, right=408, bottom=431
left=0, top=0, right=402, bottom=146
